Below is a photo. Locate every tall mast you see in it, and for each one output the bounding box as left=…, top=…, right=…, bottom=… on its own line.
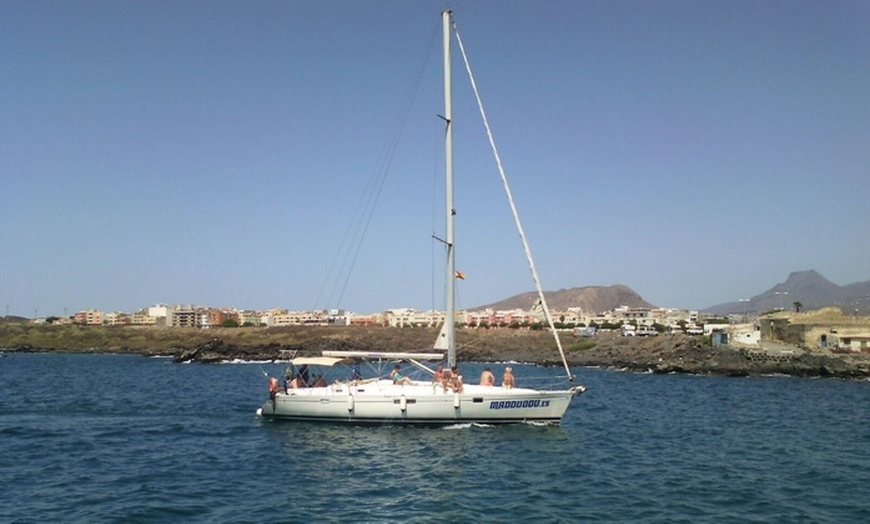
left=442, top=10, right=456, bottom=367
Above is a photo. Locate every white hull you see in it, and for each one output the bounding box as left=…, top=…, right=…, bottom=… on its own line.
left=258, top=380, right=582, bottom=425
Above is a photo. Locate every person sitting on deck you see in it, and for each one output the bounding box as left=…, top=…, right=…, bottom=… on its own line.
left=298, top=364, right=310, bottom=386
left=391, top=365, right=412, bottom=385
left=501, top=367, right=516, bottom=388
left=480, top=367, right=495, bottom=386
left=289, top=373, right=306, bottom=389
left=444, top=365, right=463, bottom=393
left=433, top=365, right=445, bottom=385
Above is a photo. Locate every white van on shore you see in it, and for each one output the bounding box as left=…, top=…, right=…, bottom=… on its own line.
left=636, top=326, right=658, bottom=336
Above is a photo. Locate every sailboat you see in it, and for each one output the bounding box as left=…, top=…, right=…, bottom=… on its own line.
left=257, top=11, right=586, bottom=425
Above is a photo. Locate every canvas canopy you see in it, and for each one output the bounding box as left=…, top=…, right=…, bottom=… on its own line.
left=321, top=350, right=445, bottom=361
left=290, top=356, right=352, bottom=367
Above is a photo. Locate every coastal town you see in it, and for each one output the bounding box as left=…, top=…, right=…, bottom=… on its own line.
left=45, top=302, right=709, bottom=331
left=24, top=301, right=870, bottom=355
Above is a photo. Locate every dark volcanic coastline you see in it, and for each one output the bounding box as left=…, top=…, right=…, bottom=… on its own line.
left=2, top=323, right=869, bottom=379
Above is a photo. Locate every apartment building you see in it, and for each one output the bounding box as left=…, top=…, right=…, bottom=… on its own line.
left=385, top=308, right=446, bottom=328
left=168, top=306, right=198, bottom=328
left=73, top=309, right=104, bottom=325
left=104, top=311, right=131, bottom=325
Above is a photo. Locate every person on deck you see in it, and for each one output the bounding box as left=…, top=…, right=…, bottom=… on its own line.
left=289, top=373, right=306, bottom=389
left=298, top=364, right=310, bottom=386
left=433, top=365, right=445, bottom=385
left=268, top=376, right=279, bottom=401
left=480, top=367, right=495, bottom=386
left=501, top=367, right=515, bottom=388
left=441, top=367, right=454, bottom=392
left=391, top=365, right=412, bottom=385
left=446, top=365, right=463, bottom=393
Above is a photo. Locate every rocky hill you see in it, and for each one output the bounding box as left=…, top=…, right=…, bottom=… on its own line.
left=475, top=284, right=654, bottom=312
left=705, top=270, right=870, bottom=315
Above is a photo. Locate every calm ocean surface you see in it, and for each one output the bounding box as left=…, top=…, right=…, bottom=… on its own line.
left=1, top=353, right=869, bottom=522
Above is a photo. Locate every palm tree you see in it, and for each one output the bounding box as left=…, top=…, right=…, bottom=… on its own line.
left=793, top=301, right=802, bottom=313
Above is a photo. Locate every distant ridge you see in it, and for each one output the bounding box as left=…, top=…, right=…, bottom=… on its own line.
left=474, top=285, right=655, bottom=313
left=0, top=316, right=30, bottom=324
left=472, top=270, right=870, bottom=316
left=705, top=270, right=870, bottom=315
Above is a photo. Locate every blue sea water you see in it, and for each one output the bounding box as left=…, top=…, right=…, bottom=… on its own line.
left=1, top=353, right=869, bottom=522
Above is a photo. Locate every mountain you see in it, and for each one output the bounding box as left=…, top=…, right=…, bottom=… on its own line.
left=704, top=270, right=870, bottom=315
left=468, top=270, right=870, bottom=316
left=474, top=284, right=655, bottom=313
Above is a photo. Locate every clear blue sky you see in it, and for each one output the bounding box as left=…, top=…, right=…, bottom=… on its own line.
left=2, top=0, right=868, bottom=317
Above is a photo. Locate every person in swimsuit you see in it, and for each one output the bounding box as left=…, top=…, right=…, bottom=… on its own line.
left=480, top=367, right=495, bottom=386
left=501, top=367, right=515, bottom=388
left=268, top=376, right=279, bottom=401
left=433, top=365, right=445, bottom=385
left=449, top=365, right=463, bottom=393
left=289, top=373, right=306, bottom=389
left=391, top=365, right=412, bottom=385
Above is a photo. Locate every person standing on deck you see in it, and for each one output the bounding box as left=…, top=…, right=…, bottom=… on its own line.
left=268, top=376, right=279, bottom=402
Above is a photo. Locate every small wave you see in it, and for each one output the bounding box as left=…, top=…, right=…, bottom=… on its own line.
left=521, top=420, right=557, bottom=427
left=441, top=423, right=474, bottom=430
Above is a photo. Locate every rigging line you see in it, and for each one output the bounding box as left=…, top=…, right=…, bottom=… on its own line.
left=335, top=23, right=442, bottom=308
left=313, top=181, right=369, bottom=309
left=313, top=118, right=397, bottom=309
left=313, top=124, right=390, bottom=308
left=316, top=21, right=441, bottom=310
left=325, top=122, right=399, bottom=307
left=451, top=20, right=574, bottom=382
left=431, top=123, right=442, bottom=315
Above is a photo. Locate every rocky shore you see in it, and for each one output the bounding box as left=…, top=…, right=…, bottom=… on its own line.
left=3, top=322, right=869, bottom=379
left=562, top=334, right=870, bottom=379
left=168, top=329, right=870, bottom=380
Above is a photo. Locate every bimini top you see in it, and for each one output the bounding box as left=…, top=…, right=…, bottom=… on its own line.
left=290, top=356, right=352, bottom=367
left=321, top=350, right=445, bottom=361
